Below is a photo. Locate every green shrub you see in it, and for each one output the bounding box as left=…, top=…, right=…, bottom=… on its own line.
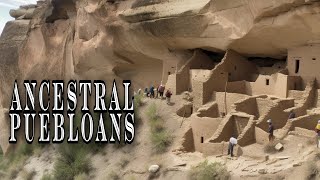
left=146, top=103, right=172, bottom=153
left=151, top=131, right=173, bottom=153
left=134, top=94, right=144, bottom=107
left=189, top=160, right=230, bottom=180
left=17, top=143, right=33, bottom=156
left=53, top=144, right=91, bottom=180
left=41, top=173, right=54, bottom=180
left=0, top=142, right=41, bottom=179
left=150, top=120, right=165, bottom=133
left=134, top=100, right=141, bottom=130
left=66, top=112, right=107, bottom=153
left=146, top=103, right=160, bottom=121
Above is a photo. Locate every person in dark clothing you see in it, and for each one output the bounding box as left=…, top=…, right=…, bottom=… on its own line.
left=156, top=85, right=160, bottom=98
left=149, top=85, right=155, bottom=98
left=267, top=119, right=274, bottom=142
left=144, top=88, right=149, bottom=97
left=288, top=110, right=295, bottom=120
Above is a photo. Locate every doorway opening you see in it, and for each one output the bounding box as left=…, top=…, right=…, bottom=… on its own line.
left=295, top=60, right=300, bottom=74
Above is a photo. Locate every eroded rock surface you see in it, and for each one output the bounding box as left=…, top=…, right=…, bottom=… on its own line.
left=0, top=0, right=320, bottom=154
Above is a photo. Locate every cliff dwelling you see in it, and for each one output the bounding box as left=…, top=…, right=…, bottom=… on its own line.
left=167, top=44, right=320, bottom=156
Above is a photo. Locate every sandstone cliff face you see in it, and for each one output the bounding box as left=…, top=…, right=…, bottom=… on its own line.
left=3, top=0, right=320, bottom=91
left=0, top=0, right=319, bottom=153
left=120, top=0, right=320, bottom=57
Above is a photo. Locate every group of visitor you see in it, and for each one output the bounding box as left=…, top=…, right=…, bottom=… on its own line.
left=141, top=82, right=173, bottom=105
